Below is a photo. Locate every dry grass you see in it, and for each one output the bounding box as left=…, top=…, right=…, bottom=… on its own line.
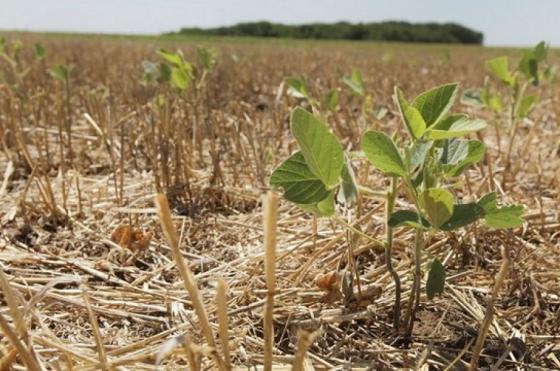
left=0, top=33, right=559, bottom=369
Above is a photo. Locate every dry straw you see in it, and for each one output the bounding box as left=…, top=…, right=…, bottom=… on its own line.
left=469, top=246, right=512, bottom=370
left=155, top=193, right=225, bottom=370
left=82, top=288, right=109, bottom=370
left=216, top=278, right=232, bottom=370
left=292, top=330, right=319, bottom=371
left=263, top=191, right=278, bottom=371
left=0, top=268, right=41, bottom=371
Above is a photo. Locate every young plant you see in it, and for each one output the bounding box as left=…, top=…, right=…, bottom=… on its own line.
left=342, top=68, right=365, bottom=97
left=462, top=41, right=550, bottom=187
left=271, top=102, right=409, bottom=328
left=285, top=76, right=320, bottom=111
left=269, top=106, right=367, bottom=303
left=341, top=68, right=378, bottom=118
left=0, top=39, right=32, bottom=98
left=270, top=82, right=525, bottom=337
left=362, top=83, right=524, bottom=336
left=141, top=47, right=220, bottom=189
left=285, top=76, right=344, bottom=139
left=49, top=64, right=74, bottom=167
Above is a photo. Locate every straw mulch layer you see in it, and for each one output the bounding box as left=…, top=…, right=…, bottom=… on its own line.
left=0, top=34, right=559, bottom=369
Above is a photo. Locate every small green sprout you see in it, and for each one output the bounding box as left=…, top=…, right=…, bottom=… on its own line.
left=34, top=43, right=46, bottom=60
left=324, top=89, right=339, bottom=111
left=342, top=69, right=365, bottom=96
left=158, top=49, right=195, bottom=92
left=463, top=41, right=551, bottom=187
left=49, top=64, right=70, bottom=82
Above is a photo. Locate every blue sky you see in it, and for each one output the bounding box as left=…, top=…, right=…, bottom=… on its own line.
left=1, top=0, right=558, bottom=46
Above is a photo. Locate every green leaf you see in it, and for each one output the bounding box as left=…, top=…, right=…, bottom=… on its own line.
left=342, top=69, right=365, bottom=96
left=477, top=192, right=524, bottom=228
left=158, top=62, right=172, bottom=83
left=486, top=56, right=513, bottom=85
left=270, top=151, right=330, bottom=204
left=196, top=47, right=215, bottom=70
left=158, top=49, right=185, bottom=67
left=534, top=41, right=547, bottom=62
left=430, top=114, right=467, bottom=131
left=461, top=88, right=484, bottom=108
left=34, top=43, right=45, bottom=59
left=440, top=138, right=470, bottom=165
left=477, top=192, right=498, bottom=212
left=361, top=130, right=406, bottom=177
left=488, top=92, right=503, bottom=113
left=48, top=65, right=68, bottom=82
left=426, top=258, right=445, bottom=299
left=297, top=190, right=336, bottom=218
left=12, top=40, right=22, bottom=57
left=518, top=42, right=546, bottom=85
left=338, top=157, right=358, bottom=207
left=317, top=191, right=336, bottom=217
left=519, top=52, right=538, bottom=85
left=171, top=67, right=190, bottom=91
left=440, top=203, right=485, bottom=230
left=516, top=95, right=538, bottom=118
left=291, top=108, right=344, bottom=189
left=409, top=140, right=433, bottom=171
left=484, top=205, right=524, bottom=228
left=286, top=77, right=309, bottom=99
left=411, top=83, right=459, bottom=127
left=424, top=117, right=486, bottom=140
left=441, top=139, right=485, bottom=176
left=395, top=88, right=425, bottom=139
left=325, top=89, right=339, bottom=111
left=421, top=188, right=455, bottom=229
left=404, top=106, right=427, bottom=139
left=388, top=210, right=431, bottom=229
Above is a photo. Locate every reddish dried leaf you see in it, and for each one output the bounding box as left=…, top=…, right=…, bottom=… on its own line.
left=111, top=224, right=151, bottom=252
left=315, top=271, right=340, bottom=292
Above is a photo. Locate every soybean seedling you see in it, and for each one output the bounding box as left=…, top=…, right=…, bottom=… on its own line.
left=141, top=47, right=220, bottom=187
left=362, top=82, right=524, bottom=337
left=270, top=103, right=409, bottom=328
left=342, top=69, right=374, bottom=137
left=285, top=76, right=342, bottom=135
left=270, top=82, right=524, bottom=336
left=269, top=106, right=371, bottom=303
left=49, top=64, right=74, bottom=167
left=285, top=76, right=340, bottom=115
left=462, top=41, right=550, bottom=188
left=0, top=39, right=34, bottom=98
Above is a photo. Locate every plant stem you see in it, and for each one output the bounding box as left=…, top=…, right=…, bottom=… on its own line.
left=503, top=81, right=528, bottom=188
left=384, top=177, right=401, bottom=331
left=64, top=76, right=73, bottom=167
left=405, top=227, right=423, bottom=339
left=333, top=215, right=384, bottom=248
left=357, top=184, right=388, bottom=199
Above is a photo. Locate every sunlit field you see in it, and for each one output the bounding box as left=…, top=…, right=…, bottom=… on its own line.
left=0, top=33, right=559, bottom=369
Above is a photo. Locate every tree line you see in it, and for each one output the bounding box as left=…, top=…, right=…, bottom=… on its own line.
left=170, top=21, right=484, bottom=44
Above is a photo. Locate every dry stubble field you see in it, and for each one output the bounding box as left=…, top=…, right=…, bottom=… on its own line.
left=0, top=34, right=559, bottom=370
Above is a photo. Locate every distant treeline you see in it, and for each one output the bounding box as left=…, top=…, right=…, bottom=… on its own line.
left=170, top=21, right=484, bottom=44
